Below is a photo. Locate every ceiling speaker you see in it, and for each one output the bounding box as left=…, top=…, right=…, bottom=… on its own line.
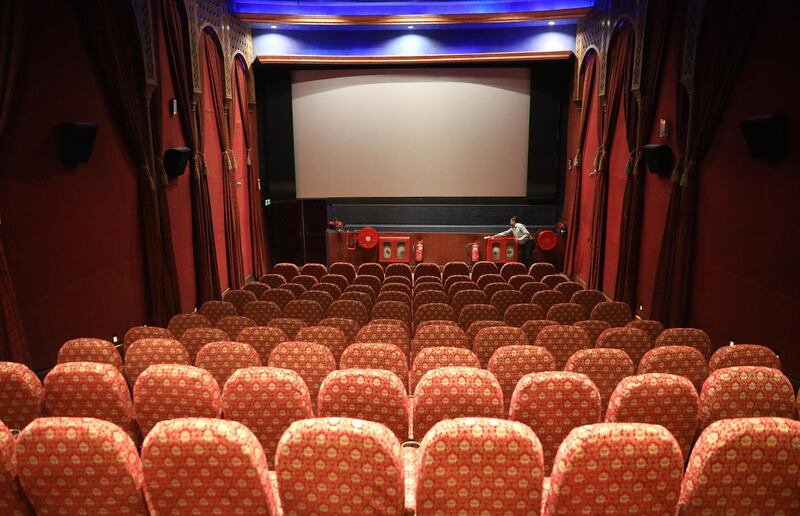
left=164, top=147, right=191, bottom=179
left=58, top=122, right=97, bottom=166
left=740, top=114, right=787, bottom=162
left=642, top=144, right=674, bottom=177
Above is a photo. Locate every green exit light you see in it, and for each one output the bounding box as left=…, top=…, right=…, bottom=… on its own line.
left=264, top=199, right=271, bottom=206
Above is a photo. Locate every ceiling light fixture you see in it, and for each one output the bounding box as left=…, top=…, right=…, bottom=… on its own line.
left=270, top=25, right=278, bottom=29
left=407, top=25, right=414, bottom=29
left=548, top=21, right=556, bottom=26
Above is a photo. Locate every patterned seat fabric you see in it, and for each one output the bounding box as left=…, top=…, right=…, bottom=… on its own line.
left=465, top=320, right=507, bottom=344
left=529, top=262, right=556, bottom=281
left=242, top=281, right=269, bottom=300
left=413, top=367, right=504, bottom=438
left=596, top=326, right=652, bottom=366
left=369, top=318, right=410, bottom=334
left=413, top=303, right=457, bottom=332
left=355, top=323, right=410, bottom=357
left=216, top=315, right=257, bottom=340
left=520, top=281, right=549, bottom=299
left=57, top=338, right=122, bottom=371
left=443, top=274, right=470, bottom=292
left=451, top=289, right=489, bottom=316
left=340, top=342, right=409, bottom=390
left=638, top=345, right=709, bottom=392
left=508, top=273, right=536, bottom=289
left=260, top=273, right=286, bottom=288
left=300, top=290, right=335, bottom=312
left=414, top=275, right=441, bottom=286
left=378, top=290, right=413, bottom=307
left=535, top=325, right=591, bottom=369
left=564, top=348, right=635, bottom=411
left=341, top=290, right=375, bottom=311
left=625, top=319, right=665, bottom=345
left=698, top=366, right=795, bottom=429
left=488, top=345, right=556, bottom=414
left=124, top=338, right=191, bottom=386
left=570, top=289, right=607, bottom=315
left=543, top=423, right=683, bottom=515
left=198, top=300, right=238, bottom=325
left=531, top=290, right=568, bottom=313
left=655, top=327, right=712, bottom=358
left=268, top=342, right=336, bottom=402
left=372, top=300, right=411, bottom=328
left=122, top=325, right=173, bottom=352
left=509, top=371, right=601, bottom=472
left=133, top=364, right=222, bottom=435
left=243, top=300, right=282, bottom=325
left=273, top=262, right=300, bottom=281
left=490, top=289, right=526, bottom=318
left=709, top=344, right=781, bottom=371
left=546, top=302, right=587, bottom=325
left=354, top=274, right=382, bottom=294
left=44, top=363, right=139, bottom=442
left=590, top=300, right=632, bottom=327
left=222, top=367, right=313, bottom=462
left=500, top=262, right=527, bottom=281
left=415, top=319, right=460, bottom=334
left=470, top=261, right=498, bottom=282
left=318, top=317, right=361, bottom=344
left=409, top=347, right=481, bottom=392
left=142, top=418, right=277, bottom=514
left=414, top=262, right=441, bottom=279
left=458, top=303, right=501, bottom=331
left=476, top=273, right=504, bottom=290
left=328, top=299, right=370, bottom=326
left=416, top=418, right=544, bottom=515
left=222, top=289, right=258, bottom=314
left=554, top=281, right=583, bottom=300
left=680, top=417, right=800, bottom=515
left=574, top=319, right=612, bottom=346
left=385, top=275, right=412, bottom=288
left=267, top=317, right=307, bottom=339
left=386, top=262, right=413, bottom=280
left=447, top=280, right=479, bottom=300
left=167, top=312, right=212, bottom=339
left=300, top=262, right=327, bottom=280
left=381, top=282, right=412, bottom=296
left=411, top=323, right=469, bottom=359
left=195, top=341, right=261, bottom=388
left=282, top=282, right=306, bottom=297
left=606, top=373, right=699, bottom=460
left=411, top=289, right=447, bottom=311
left=472, top=326, right=527, bottom=367
left=237, top=326, right=289, bottom=364
left=318, top=369, right=410, bottom=440
left=442, top=261, right=470, bottom=282
left=276, top=418, right=404, bottom=516
left=262, top=288, right=296, bottom=309
left=283, top=299, right=324, bottom=326
left=180, top=327, right=229, bottom=362
left=329, top=262, right=357, bottom=283
left=541, top=273, right=568, bottom=288
left=314, top=280, right=343, bottom=299
left=520, top=319, right=559, bottom=345
left=17, top=417, right=147, bottom=514
left=357, top=263, right=385, bottom=280
left=482, top=281, right=514, bottom=301
left=291, top=274, right=318, bottom=290
left=0, top=420, right=32, bottom=515
left=296, top=325, right=348, bottom=364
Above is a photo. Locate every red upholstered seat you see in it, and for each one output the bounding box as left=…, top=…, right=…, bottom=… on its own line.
left=386, top=262, right=413, bottom=280
left=340, top=342, right=409, bottom=390
left=243, top=300, right=282, bottom=325
left=564, top=348, right=635, bottom=411
left=570, top=289, right=607, bottom=315
left=262, top=287, right=295, bottom=309
left=358, top=262, right=385, bottom=280
left=638, top=345, right=709, bottom=392
left=451, top=289, right=489, bottom=316
left=300, top=262, right=327, bottom=280
left=372, top=300, right=411, bottom=328
left=268, top=341, right=336, bottom=403
left=574, top=319, right=611, bottom=346
left=267, top=317, right=307, bottom=339
left=411, top=322, right=469, bottom=359
left=237, top=326, right=289, bottom=364
left=655, top=327, right=713, bottom=358
left=442, top=261, right=470, bottom=282
left=328, top=299, right=370, bottom=326
left=300, top=289, right=335, bottom=311
left=329, top=262, right=357, bottom=283
left=472, top=325, right=526, bottom=367
left=411, top=289, right=448, bottom=311
left=355, top=323, right=410, bottom=358
left=470, top=261, right=498, bottom=281
left=465, top=319, right=507, bottom=344
left=590, top=300, right=632, bottom=327
left=382, top=281, right=412, bottom=296
left=280, top=282, right=307, bottom=297
left=488, top=345, right=556, bottom=414
left=520, top=319, right=559, bottom=344
left=179, top=327, right=229, bottom=362
left=222, top=288, right=258, bottom=314
left=546, top=302, right=587, bottom=325
left=458, top=303, right=501, bottom=331
left=443, top=273, right=470, bottom=292
left=290, top=274, right=318, bottom=290
left=596, top=326, right=652, bottom=366
left=500, top=261, right=527, bottom=281
left=319, top=273, right=348, bottom=293
left=554, top=280, right=583, bottom=300
left=541, top=273, right=568, bottom=288
left=0, top=362, right=43, bottom=431
left=531, top=289, right=568, bottom=313
left=124, top=338, right=191, bottom=386
left=490, top=289, right=526, bottom=318
left=260, top=273, right=286, bottom=288
left=413, top=262, right=441, bottom=280
left=216, top=314, right=257, bottom=339
left=283, top=299, right=324, bottom=326
left=708, top=343, right=781, bottom=371
left=528, top=262, right=556, bottom=281
left=409, top=347, right=481, bottom=392
left=123, top=325, right=173, bottom=352
left=476, top=273, right=504, bottom=290
left=198, top=300, right=237, bottom=325
left=57, top=338, right=122, bottom=371
left=520, top=281, right=549, bottom=299
left=313, top=280, right=343, bottom=300
left=625, top=318, right=665, bottom=345
left=354, top=274, right=382, bottom=293
left=273, top=262, right=300, bottom=281
left=0, top=420, right=33, bottom=514
left=413, top=302, right=457, bottom=332
left=196, top=341, right=261, bottom=388
left=243, top=281, right=269, bottom=300
left=447, top=280, right=479, bottom=300
left=535, top=324, right=591, bottom=369
left=167, top=312, right=212, bottom=339
left=318, top=317, right=361, bottom=344
left=296, top=325, right=348, bottom=364
left=508, top=273, right=536, bottom=289
left=340, top=290, right=374, bottom=311
left=483, top=281, right=514, bottom=301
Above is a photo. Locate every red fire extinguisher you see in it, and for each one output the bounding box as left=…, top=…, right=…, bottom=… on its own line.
left=470, top=242, right=480, bottom=262
left=415, top=240, right=424, bottom=262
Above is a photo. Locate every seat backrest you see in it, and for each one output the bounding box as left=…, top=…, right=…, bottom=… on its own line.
left=509, top=371, right=601, bottom=472
left=528, top=262, right=556, bottom=281
left=57, top=338, right=122, bottom=371
left=283, top=299, right=324, bottom=326
left=372, top=300, right=411, bottom=328
left=500, top=261, right=527, bottom=281
left=570, top=289, right=607, bottom=315
left=267, top=317, right=307, bottom=339
left=281, top=283, right=306, bottom=299
left=262, top=288, right=296, bottom=309
left=291, top=274, right=318, bottom=290
left=124, top=338, right=191, bottom=386
left=18, top=417, right=147, bottom=514
left=276, top=418, right=404, bottom=515
left=638, top=345, right=708, bottom=392
left=482, top=281, right=514, bottom=301
left=318, top=369, right=410, bottom=440
left=222, top=367, right=313, bottom=463
left=353, top=274, right=381, bottom=293
left=680, top=417, right=800, bottom=515
left=708, top=344, right=781, bottom=371
left=442, top=261, right=470, bottom=281
left=295, top=325, right=348, bottom=364
left=465, top=319, right=507, bottom=343
left=606, top=373, right=699, bottom=460
left=123, top=325, right=173, bottom=352
left=44, top=363, right=138, bottom=442
left=237, top=326, right=289, bottom=364
left=329, top=262, right=356, bottom=283
left=354, top=323, right=410, bottom=357
left=574, top=319, right=611, bottom=345
left=458, top=303, right=501, bottom=331
left=470, top=261, right=498, bottom=281
left=416, top=418, right=544, bottom=515
left=409, top=347, right=481, bottom=392
left=413, top=367, right=503, bottom=438
left=300, top=262, right=327, bottom=280
left=0, top=362, right=43, bottom=431
left=340, top=290, right=374, bottom=311
left=313, top=280, right=343, bottom=299
left=534, top=325, right=591, bottom=369
left=385, top=262, right=412, bottom=280
left=531, top=290, right=568, bottom=313
left=0, top=420, right=32, bottom=514
left=541, top=273, right=567, bottom=288
left=699, top=366, right=795, bottom=429
left=318, top=317, right=361, bottom=344
left=625, top=319, right=665, bottom=345
left=198, top=300, right=237, bottom=325
left=178, top=327, right=229, bottom=362
left=196, top=341, right=261, bottom=388
left=378, top=290, right=412, bottom=306
left=451, top=289, right=489, bottom=315
left=476, top=273, right=504, bottom=290
left=447, top=280, right=479, bottom=300
left=142, top=418, right=277, bottom=514
left=443, top=273, right=470, bottom=292
left=520, top=281, right=549, bottom=299
left=520, top=319, right=559, bottom=345
left=564, top=348, right=635, bottom=411
left=590, top=301, right=633, bottom=327
left=243, top=300, right=282, bottom=325
left=488, top=345, right=556, bottom=414
left=242, top=281, right=269, bottom=300
left=415, top=319, right=460, bottom=335
left=340, top=342, right=409, bottom=390
left=543, top=423, right=683, bottom=515
left=327, top=299, right=369, bottom=326
left=554, top=281, right=583, bottom=300
left=216, top=315, right=257, bottom=340
left=133, top=364, right=222, bottom=435
left=490, top=289, right=526, bottom=318
left=268, top=342, right=336, bottom=402
left=222, top=289, right=258, bottom=314
left=413, top=303, right=457, bottom=332
left=167, top=312, right=212, bottom=339
left=414, top=262, right=441, bottom=279
left=546, top=302, right=587, bottom=325
left=472, top=326, right=526, bottom=367
left=381, top=281, right=412, bottom=296
left=411, top=289, right=447, bottom=310
left=655, top=327, right=713, bottom=358
left=508, top=273, right=536, bottom=289
left=596, top=326, right=652, bottom=366
left=260, top=273, right=286, bottom=288
left=411, top=323, right=469, bottom=358
left=357, top=263, right=384, bottom=280
left=273, top=262, right=300, bottom=280
left=300, top=290, right=335, bottom=311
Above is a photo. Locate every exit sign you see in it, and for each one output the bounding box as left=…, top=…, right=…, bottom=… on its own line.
left=264, top=199, right=271, bottom=206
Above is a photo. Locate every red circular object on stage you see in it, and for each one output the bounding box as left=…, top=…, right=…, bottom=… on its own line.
left=537, top=229, right=558, bottom=251
left=358, top=227, right=379, bottom=249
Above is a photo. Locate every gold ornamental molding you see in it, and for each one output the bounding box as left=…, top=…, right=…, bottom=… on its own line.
left=257, top=50, right=573, bottom=65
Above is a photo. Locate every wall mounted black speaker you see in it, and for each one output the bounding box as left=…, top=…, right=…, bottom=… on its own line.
left=58, top=122, right=97, bottom=165
left=164, top=147, right=191, bottom=179
left=740, top=114, right=788, bottom=162
left=642, top=144, right=674, bottom=176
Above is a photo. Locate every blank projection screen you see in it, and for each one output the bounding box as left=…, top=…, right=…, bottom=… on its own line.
left=291, top=68, right=531, bottom=198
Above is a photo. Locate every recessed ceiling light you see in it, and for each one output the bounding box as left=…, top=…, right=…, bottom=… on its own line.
left=408, top=25, right=414, bottom=29
left=548, top=21, right=556, bottom=26
left=270, top=25, right=278, bottom=29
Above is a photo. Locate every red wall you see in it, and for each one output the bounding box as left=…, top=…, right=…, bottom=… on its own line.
left=231, top=61, right=254, bottom=281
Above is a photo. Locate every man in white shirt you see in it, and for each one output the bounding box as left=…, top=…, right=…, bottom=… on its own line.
left=485, top=216, right=534, bottom=266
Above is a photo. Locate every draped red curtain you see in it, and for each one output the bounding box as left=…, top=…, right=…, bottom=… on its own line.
left=614, top=0, right=677, bottom=306
left=203, top=30, right=245, bottom=289
left=651, top=0, right=762, bottom=326
left=563, top=51, right=597, bottom=277
left=73, top=0, right=181, bottom=326
left=234, top=60, right=269, bottom=278
left=159, top=0, right=220, bottom=303
left=586, top=21, right=635, bottom=290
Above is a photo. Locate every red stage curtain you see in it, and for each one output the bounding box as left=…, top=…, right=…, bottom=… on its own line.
left=234, top=61, right=269, bottom=278
left=586, top=22, right=635, bottom=290
left=563, top=52, right=597, bottom=277
left=651, top=0, right=761, bottom=326
left=158, top=0, right=220, bottom=303
left=203, top=30, right=245, bottom=289
left=614, top=0, right=677, bottom=306
left=73, top=0, right=181, bottom=326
